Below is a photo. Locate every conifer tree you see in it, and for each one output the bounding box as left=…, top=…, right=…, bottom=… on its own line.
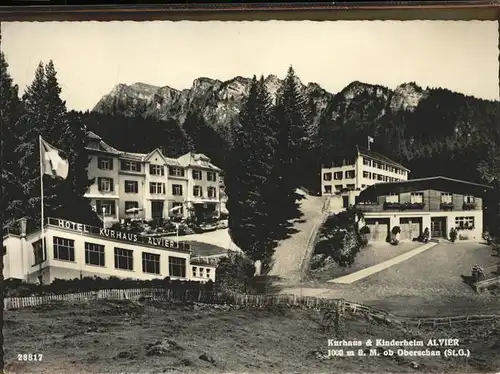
left=226, top=76, right=278, bottom=263
left=16, top=60, right=98, bottom=226
left=271, top=66, right=310, bottom=223
left=0, top=52, right=24, bottom=227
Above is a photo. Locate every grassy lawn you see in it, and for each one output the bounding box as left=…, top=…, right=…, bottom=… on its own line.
left=309, top=241, right=423, bottom=282
left=4, top=298, right=500, bottom=373
left=186, top=241, right=228, bottom=257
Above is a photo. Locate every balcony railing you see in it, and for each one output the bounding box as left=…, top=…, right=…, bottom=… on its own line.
left=463, top=202, right=477, bottom=210
left=383, top=202, right=425, bottom=211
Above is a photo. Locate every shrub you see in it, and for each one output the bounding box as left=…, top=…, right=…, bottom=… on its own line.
left=215, top=253, right=256, bottom=293
left=4, top=276, right=215, bottom=297
left=359, top=225, right=370, bottom=235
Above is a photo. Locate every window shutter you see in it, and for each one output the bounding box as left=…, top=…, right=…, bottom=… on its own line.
left=137, top=163, right=142, bottom=173
left=109, top=158, right=113, bottom=170
left=162, top=183, right=166, bottom=194
left=111, top=202, right=116, bottom=215
left=179, top=185, right=183, bottom=195
left=97, top=177, right=102, bottom=191
left=161, top=166, right=165, bottom=176
left=110, top=179, right=114, bottom=192
left=96, top=200, right=102, bottom=213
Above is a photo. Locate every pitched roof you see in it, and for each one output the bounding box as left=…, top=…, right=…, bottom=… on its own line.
left=358, top=176, right=493, bottom=200
left=357, top=146, right=410, bottom=171
left=178, top=152, right=221, bottom=171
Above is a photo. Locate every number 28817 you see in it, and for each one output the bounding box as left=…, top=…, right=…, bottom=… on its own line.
left=18, top=354, right=43, bottom=362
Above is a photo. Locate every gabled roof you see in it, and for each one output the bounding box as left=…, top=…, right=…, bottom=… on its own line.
left=359, top=176, right=493, bottom=200
left=357, top=146, right=410, bottom=171
left=177, top=152, right=221, bottom=171
left=144, top=148, right=168, bottom=164
left=85, top=131, right=121, bottom=155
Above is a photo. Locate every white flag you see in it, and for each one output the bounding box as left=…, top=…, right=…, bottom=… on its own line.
left=368, top=136, right=374, bottom=144
left=40, top=137, right=69, bottom=179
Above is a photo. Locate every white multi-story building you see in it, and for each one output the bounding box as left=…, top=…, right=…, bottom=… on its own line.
left=84, top=131, right=222, bottom=223
left=3, top=217, right=217, bottom=284
left=321, top=146, right=410, bottom=207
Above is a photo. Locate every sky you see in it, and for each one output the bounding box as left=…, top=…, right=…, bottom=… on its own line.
left=1, top=21, right=498, bottom=111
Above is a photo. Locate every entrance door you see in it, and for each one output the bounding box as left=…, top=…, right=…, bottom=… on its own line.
left=431, top=217, right=447, bottom=238
left=151, top=201, right=164, bottom=220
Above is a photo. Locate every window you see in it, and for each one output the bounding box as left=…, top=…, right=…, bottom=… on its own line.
left=346, top=184, right=355, bottom=190
left=125, top=201, right=139, bottom=212
left=169, top=167, right=185, bottom=177
left=53, top=237, right=75, bottom=262
left=193, top=186, right=203, bottom=197
left=124, top=180, right=138, bottom=193
left=192, top=266, right=197, bottom=277
left=85, top=242, right=105, bottom=267
left=324, top=185, right=332, bottom=194
left=410, top=192, right=424, bottom=204
left=455, top=216, right=475, bottom=229
left=345, top=170, right=355, bottom=179
left=333, top=172, right=343, bottom=180
left=464, top=195, right=475, bottom=204
left=323, top=172, right=332, bottom=181
left=206, top=269, right=211, bottom=278
left=142, top=252, right=160, bottom=274
left=441, top=193, right=453, bottom=204
left=199, top=268, right=204, bottom=277
left=377, top=174, right=384, bottom=181
left=171, top=202, right=183, bottom=215
left=335, top=185, right=343, bottom=191
left=192, top=170, right=202, bottom=180
left=120, top=160, right=141, bottom=172
left=32, top=239, right=47, bottom=265
left=98, top=157, right=113, bottom=170
left=207, top=171, right=217, bottom=181
left=169, top=256, right=186, bottom=277
left=363, top=171, right=371, bottom=179
left=363, top=158, right=371, bottom=166
left=150, top=182, right=165, bottom=194
left=98, top=177, right=114, bottom=192
left=150, top=164, right=164, bottom=176
left=386, top=192, right=399, bottom=204
left=96, top=200, right=116, bottom=216
left=207, top=187, right=217, bottom=199
left=114, top=248, right=133, bottom=271
left=172, top=184, right=183, bottom=196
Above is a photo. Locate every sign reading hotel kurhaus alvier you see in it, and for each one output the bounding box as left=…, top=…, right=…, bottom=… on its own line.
left=50, top=218, right=190, bottom=251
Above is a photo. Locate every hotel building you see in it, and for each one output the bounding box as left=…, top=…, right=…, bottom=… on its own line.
left=85, top=131, right=222, bottom=224
left=321, top=146, right=410, bottom=207
left=355, top=176, right=492, bottom=242
left=3, top=217, right=217, bottom=284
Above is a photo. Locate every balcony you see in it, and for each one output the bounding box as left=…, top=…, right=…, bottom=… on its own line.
left=383, top=202, right=425, bottom=211
left=463, top=202, right=477, bottom=211
left=440, top=202, right=455, bottom=211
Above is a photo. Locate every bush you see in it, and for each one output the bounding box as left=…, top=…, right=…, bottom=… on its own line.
left=359, top=226, right=370, bottom=235
left=215, top=253, right=256, bottom=293
left=4, top=276, right=215, bottom=298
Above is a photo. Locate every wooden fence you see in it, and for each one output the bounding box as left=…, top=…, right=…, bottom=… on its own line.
left=4, top=288, right=500, bottom=328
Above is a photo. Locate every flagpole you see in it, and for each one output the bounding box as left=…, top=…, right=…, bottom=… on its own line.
left=39, top=136, right=45, bottom=273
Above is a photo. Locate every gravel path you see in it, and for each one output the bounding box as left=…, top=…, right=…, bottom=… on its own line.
left=267, top=191, right=328, bottom=283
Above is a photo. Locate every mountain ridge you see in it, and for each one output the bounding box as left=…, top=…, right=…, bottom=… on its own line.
left=94, top=75, right=455, bottom=130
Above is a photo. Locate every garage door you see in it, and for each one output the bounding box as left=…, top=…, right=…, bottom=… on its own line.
left=364, top=218, right=390, bottom=242
left=399, top=217, right=422, bottom=241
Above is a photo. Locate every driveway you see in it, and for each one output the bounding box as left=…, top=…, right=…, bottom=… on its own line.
left=280, top=242, right=500, bottom=317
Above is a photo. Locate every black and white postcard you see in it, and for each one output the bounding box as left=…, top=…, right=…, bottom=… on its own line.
left=1, top=18, right=499, bottom=373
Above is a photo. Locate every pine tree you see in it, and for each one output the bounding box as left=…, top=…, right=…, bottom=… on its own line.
left=271, top=66, right=310, bottom=223
left=0, top=52, right=24, bottom=227
left=226, top=76, right=278, bottom=263
left=16, top=60, right=99, bottom=226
